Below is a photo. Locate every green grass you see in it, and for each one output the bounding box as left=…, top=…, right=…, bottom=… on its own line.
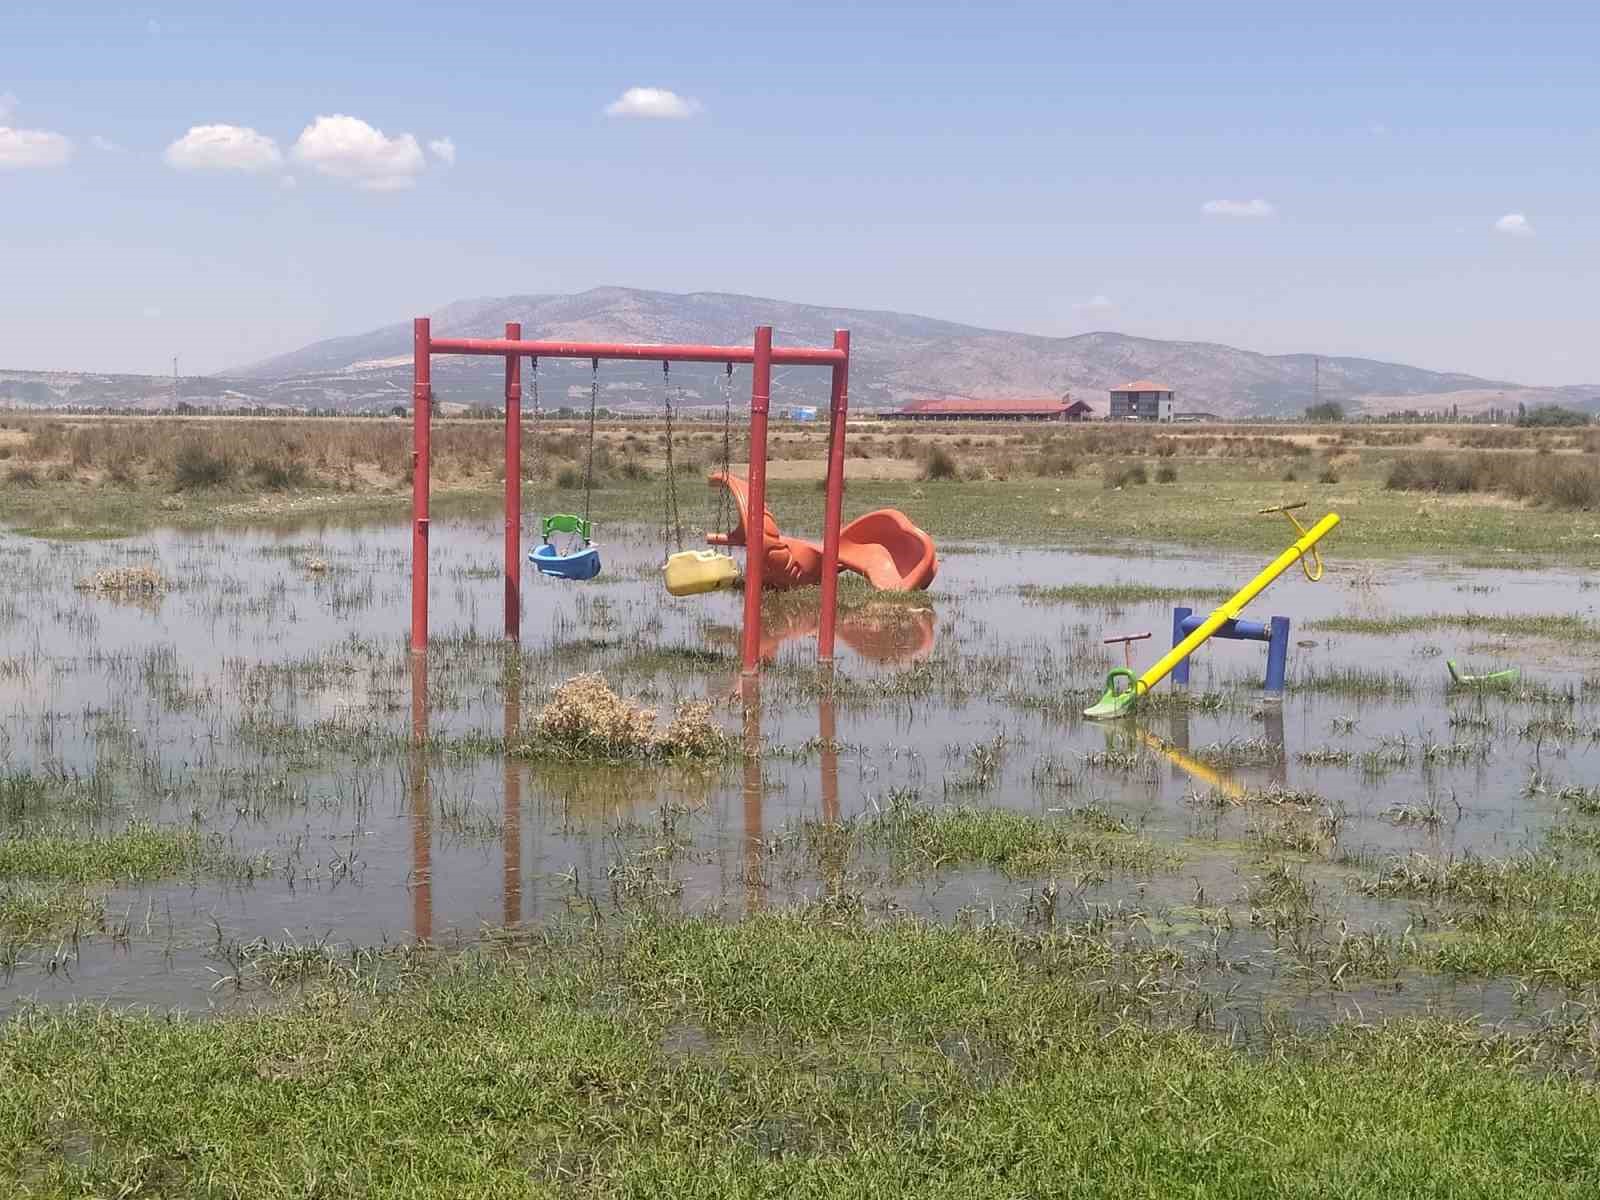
left=0, top=822, right=253, bottom=883
left=0, top=884, right=102, bottom=941
left=1018, top=581, right=1233, bottom=607
left=1311, top=611, right=1600, bottom=642
left=1292, top=665, right=1417, bottom=698
left=8, top=455, right=1600, bottom=562
left=1361, top=849, right=1600, bottom=987
left=4, top=913, right=1600, bottom=1196
left=848, top=794, right=1182, bottom=877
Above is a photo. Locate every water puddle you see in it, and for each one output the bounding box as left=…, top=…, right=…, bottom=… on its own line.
left=1, top=517, right=1597, bottom=1022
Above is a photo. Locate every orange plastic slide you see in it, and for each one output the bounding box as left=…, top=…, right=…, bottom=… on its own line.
left=706, top=471, right=938, bottom=592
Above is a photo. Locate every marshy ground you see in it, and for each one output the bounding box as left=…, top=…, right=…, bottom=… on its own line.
left=4, top=415, right=1600, bottom=1194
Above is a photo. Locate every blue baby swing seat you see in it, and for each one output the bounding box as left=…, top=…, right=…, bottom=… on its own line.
left=529, top=514, right=601, bottom=581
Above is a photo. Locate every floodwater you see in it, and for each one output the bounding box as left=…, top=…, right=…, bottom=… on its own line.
left=2, top=514, right=1598, bottom=1023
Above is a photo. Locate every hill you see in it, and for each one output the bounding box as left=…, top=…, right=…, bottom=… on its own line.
left=5, top=287, right=1595, bottom=418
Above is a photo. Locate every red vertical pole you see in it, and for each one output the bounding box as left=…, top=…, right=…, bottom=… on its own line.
left=817, top=329, right=851, bottom=664
left=740, top=326, right=773, bottom=675
left=503, top=322, right=522, bottom=641
left=411, top=317, right=432, bottom=654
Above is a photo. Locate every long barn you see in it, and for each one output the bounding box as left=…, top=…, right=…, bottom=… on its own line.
left=884, top=397, right=1092, bottom=421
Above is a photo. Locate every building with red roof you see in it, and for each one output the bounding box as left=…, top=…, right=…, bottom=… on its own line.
left=887, top=396, right=1092, bottom=421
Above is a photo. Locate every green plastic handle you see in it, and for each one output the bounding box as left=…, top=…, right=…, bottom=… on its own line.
left=542, top=514, right=592, bottom=543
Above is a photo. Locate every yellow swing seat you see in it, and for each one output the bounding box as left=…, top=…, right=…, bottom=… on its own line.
left=664, top=549, right=741, bottom=597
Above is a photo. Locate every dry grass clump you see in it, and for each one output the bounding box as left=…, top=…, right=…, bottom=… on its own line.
left=519, top=673, right=727, bottom=761
left=1102, top=461, right=1148, bottom=489
left=1386, top=451, right=1600, bottom=509
left=74, top=564, right=172, bottom=595
left=920, top=445, right=959, bottom=481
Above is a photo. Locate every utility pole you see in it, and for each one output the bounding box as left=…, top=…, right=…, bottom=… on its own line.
left=1313, top=356, right=1320, bottom=414
left=172, top=355, right=180, bottom=409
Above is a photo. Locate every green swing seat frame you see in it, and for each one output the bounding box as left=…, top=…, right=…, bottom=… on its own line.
left=529, top=513, right=601, bottom=580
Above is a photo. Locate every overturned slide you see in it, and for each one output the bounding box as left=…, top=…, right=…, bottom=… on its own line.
left=706, top=471, right=938, bottom=592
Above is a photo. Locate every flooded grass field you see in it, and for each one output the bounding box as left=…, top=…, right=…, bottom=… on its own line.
left=8, top=510, right=1600, bottom=1192
left=5, top=515, right=1600, bottom=1021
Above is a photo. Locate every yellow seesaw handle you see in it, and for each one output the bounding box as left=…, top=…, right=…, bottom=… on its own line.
left=1130, top=511, right=1341, bottom=701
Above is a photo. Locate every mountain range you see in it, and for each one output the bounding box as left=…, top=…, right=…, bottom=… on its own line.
left=3, top=287, right=1593, bottom=419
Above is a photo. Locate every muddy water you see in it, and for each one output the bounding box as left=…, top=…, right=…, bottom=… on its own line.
left=1, top=517, right=1598, bottom=1018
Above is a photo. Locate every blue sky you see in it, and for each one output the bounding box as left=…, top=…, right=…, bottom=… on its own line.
left=3, top=2, right=1595, bottom=383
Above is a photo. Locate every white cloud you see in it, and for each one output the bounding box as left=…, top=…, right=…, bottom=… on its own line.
left=279, top=173, right=297, bottom=190
left=1494, top=212, right=1534, bottom=238
left=164, top=123, right=282, bottom=172
left=0, top=126, right=74, bottom=168
left=291, top=114, right=426, bottom=190
left=1074, top=295, right=1114, bottom=311
left=1201, top=198, right=1276, bottom=218
left=89, top=134, right=125, bottom=152
left=604, top=87, right=702, bottom=119
left=0, top=92, right=16, bottom=121
left=427, top=137, right=455, bottom=166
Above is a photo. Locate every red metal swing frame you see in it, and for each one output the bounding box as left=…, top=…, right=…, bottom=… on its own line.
left=410, top=318, right=853, bottom=674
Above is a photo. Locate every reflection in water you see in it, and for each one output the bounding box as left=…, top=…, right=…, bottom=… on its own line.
left=1260, top=705, right=1288, bottom=785
left=820, top=685, right=840, bottom=825
left=502, top=661, right=523, bottom=928
left=1138, top=707, right=1288, bottom=799
left=741, top=676, right=765, bottom=915
left=712, top=599, right=938, bottom=664
left=409, top=654, right=432, bottom=941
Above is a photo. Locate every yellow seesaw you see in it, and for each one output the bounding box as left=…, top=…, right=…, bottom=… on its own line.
left=1084, top=505, right=1340, bottom=719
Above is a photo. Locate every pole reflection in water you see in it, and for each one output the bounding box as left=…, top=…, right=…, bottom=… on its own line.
left=819, top=684, right=840, bottom=825
left=1261, top=704, right=1288, bottom=785
left=741, top=675, right=765, bottom=915
left=408, top=653, right=433, bottom=941
left=502, top=658, right=523, bottom=928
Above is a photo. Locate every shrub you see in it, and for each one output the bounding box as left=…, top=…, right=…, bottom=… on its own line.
left=1102, top=461, right=1148, bottom=489
left=172, top=441, right=233, bottom=490
left=921, top=446, right=959, bottom=481
left=1518, top=405, right=1589, bottom=428
left=5, top=465, right=39, bottom=488
left=1155, top=464, right=1178, bottom=484
left=1034, top=449, right=1077, bottom=478
left=619, top=457, right=650, bottom=482
left=1317, top=467, right=1339, bottom=484
left=1385, top=450, right=1600, bottom=509
left=555, top=466, right=582, bottom=490
left=247, top=458, right=310, bottom=490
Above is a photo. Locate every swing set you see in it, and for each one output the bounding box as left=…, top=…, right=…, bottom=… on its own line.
left=409, top=319, right=856, bottom=674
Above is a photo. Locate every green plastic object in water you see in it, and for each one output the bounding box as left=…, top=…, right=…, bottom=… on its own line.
left=542, top=514, right=592, bottom=543
left=1446, top=659, right=1520, bottom=688
left=1084, top=668, right=1141, bottom=719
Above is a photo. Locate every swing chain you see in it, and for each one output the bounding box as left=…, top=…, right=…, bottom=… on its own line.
left=717, top=362, right=734, bottom=539
left=662, top=361, right=685, bottom=554
left=583, top=357, right=598, bottom=525
left=529, top=357, right=543, bottom=483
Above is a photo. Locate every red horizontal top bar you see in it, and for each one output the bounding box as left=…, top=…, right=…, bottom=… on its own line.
left=426, top=336, right=846, bottom=367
